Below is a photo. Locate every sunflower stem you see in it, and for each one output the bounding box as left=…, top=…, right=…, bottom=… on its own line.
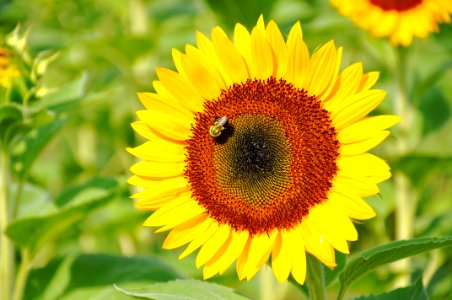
left=0, top=148, right=14, bottom=300
left=393, top=46, right=416, bottom=286
left=12, top=249, right=30, bottom=300
left=306, top=254, right=327, bottom=300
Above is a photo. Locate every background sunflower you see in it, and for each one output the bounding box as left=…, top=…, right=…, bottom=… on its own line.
left=0, top=0, right=451, bottom=300
left=331, top=0, right=452, bottom=46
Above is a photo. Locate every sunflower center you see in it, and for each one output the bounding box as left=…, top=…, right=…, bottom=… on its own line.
left=214, top=114, right=291, bottom=206
left=185, top=78, right=339, bottom=235
left=369, top=0, right=423, bottom=11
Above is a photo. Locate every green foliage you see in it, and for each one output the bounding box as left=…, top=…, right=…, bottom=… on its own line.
left=5, top=176, right=120, bottom=255
left=25, top=254, right=181, bottom=300
left=354, top=277, right=427, bottom=300
left=115, top=279, right=248, bottom=300
left=338, top=237, right=452, bottom=298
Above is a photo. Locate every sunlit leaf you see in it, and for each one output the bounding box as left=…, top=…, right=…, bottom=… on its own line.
left=5, top=176, right=119, bottom=255
left=354, top=276, right=427, bottom=300
left=114, top=279, right=248, bottom=300
left=12, top=116, right=65, bottom=178
left=25, top=254, right=181, bottom=300
left=338, top=236, right=452, bottom=298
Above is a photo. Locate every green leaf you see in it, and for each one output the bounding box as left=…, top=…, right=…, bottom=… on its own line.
left=114, top=279, right=249, bottom=300
left=25, top=254, right=181, bottom=300
left=53, top=176, right=119, bottom=207
left=0, top=104, right=23, bottom=146
left=338, top=236, right=452, bottom=299
left=40, top=72, right=88, bottom=108
left=354, top=277, right=427, bottom=300
left=5, top=176, right=119, bottom=255
left=12, top=117, right=66, bottom=179
left=68, top=255, right=181, bottom=292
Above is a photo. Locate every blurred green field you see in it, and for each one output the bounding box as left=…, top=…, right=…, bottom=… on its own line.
left=1, top=0, right=451, bottom=299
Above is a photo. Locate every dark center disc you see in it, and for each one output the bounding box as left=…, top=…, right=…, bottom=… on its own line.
left=214, top=114, right=291, bottom=206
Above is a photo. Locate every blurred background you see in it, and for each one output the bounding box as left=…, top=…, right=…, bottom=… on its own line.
left=0, top=0, right=451, bottom=299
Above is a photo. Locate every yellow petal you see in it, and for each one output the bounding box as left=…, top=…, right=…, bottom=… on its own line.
left=136, top=109, right=192, bottom=141
left=180, top=48, right=224, bottom=100
left=307, top=203, right=357, bottom=253
left=340, top=131, right=390, bottom=155
left=130, top=176, right=187, bottom=197
left=331, top=90, right=386, bottom=130
left=334, top=175, right=380, bottom=197
left=285, top=22, right=310, bottom=89
left=272, top=230, right=296, bottom=283
left=327, top=190, right=376, bottom=220
left=236, top=238, right=252, bottom=280
left=155, top=67, right=204, bottom=112
left=203, top=230, right=249, bottom=279
left=131, top=121, right=186, bottom=145
left=291, top=229, right=307, bottom=285
left=196, top=31, right=233, bottom=87
left=337, top=115, right=400, bottom=144
left=234, top=23, right=252, bottom=72
left=211, top=26, right=249, bottom=84
left=250, top=27, right=276, bottom=79
left=256, top=15, right=266, bottom=34
left=337, top=153, right=391, bottom=183
left=318, top=47, right=343, bottom=101
left=196, top=223, right=231, bottom=268
left=162, top=214, right=210, bottom=249
left=244, top=230, right=277, bottom=280
left=299, top=221, right=336, bottom=268
left=130, top=160, right=185, bottom=178
left=137, top=92, right=192, bottom=117
left=265, top=20, right=287, bottom=78
left=358, top=71, right=380, bottom=92
left=144, top=197, right=205, bottom=228
left=322, top=62, right=363, bottom=105
left=306, top=41, right=340, bottom=98
left=179, top=219, right=218, bottom=259
left=127, top=140, right=185, bottom=162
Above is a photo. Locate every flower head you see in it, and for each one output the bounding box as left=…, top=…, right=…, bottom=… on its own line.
left=331, top=0, right=452, bottom=46
left=128, top=17, right=399, bottom=284
left=0, top=47, right=19, bottom=88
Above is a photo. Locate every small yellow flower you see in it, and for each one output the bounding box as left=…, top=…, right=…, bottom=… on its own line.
left=331, top=0, right=452, bottom=46
left=0, top=47, right=19, bottom=88
left=128, top=17, right=399, bottom=284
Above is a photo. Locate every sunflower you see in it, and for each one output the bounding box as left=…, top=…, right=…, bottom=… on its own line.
left=331, top=0, right=452, bottom=46
left=0, top=47, right=19, bottom=88
left=128, top=17, right=399, bottom=284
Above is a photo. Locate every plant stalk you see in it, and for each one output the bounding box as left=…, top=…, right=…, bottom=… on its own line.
left=306, top=254, right=326, bottom=300
left=393, top=46, right=416, bottom=286
left=12, top=249, right=30, bottom=300
left=0, top=149, right=14, bottom=300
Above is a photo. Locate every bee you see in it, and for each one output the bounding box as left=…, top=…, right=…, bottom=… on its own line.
left=209, top=116, right=228, bottom=137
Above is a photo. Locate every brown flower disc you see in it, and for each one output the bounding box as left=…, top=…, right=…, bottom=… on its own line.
left=185, top=78, right=340, bottom=235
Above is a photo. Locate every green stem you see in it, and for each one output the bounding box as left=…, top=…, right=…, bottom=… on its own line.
left=393, top=46, right=416, bottom=285
left=12, top=179, right=25, bottom=219
left=259, top=267, right=276, bottom=300
left=12, top=249, right=30, bottom=300
left=306, top=254, right=326, bottom=300
left=0, top=149, right=14, bottom=300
